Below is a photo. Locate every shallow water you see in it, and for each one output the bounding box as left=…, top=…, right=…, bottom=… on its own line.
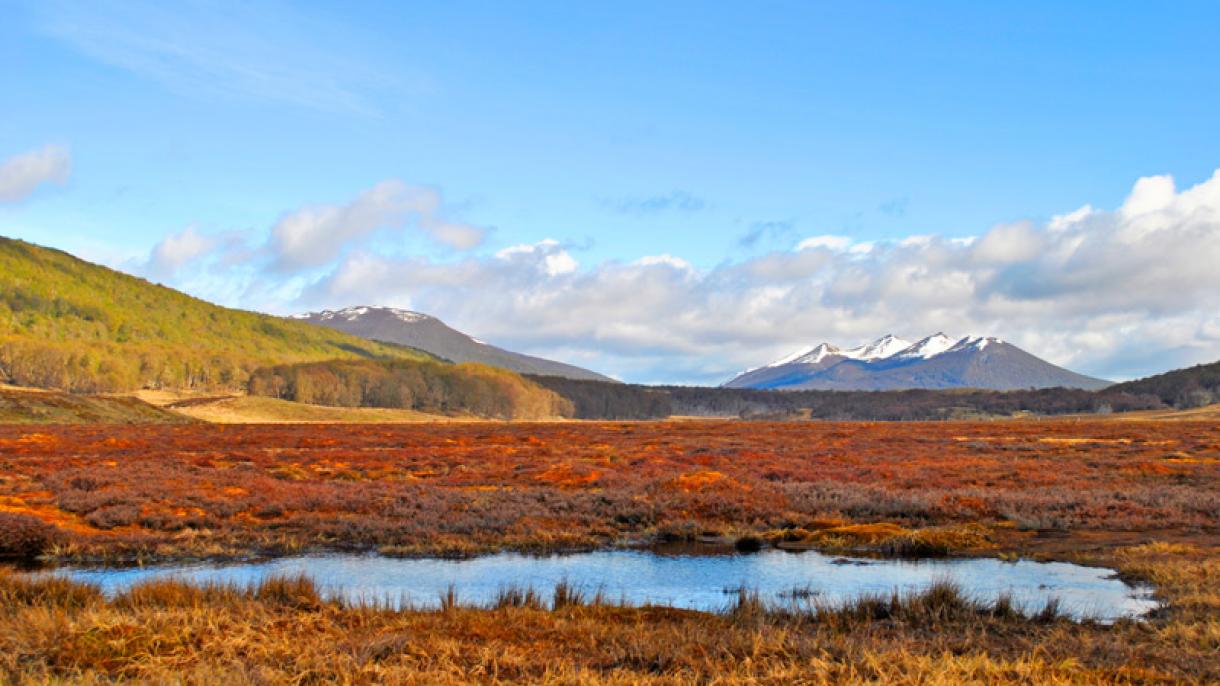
left=46, top=549, right=1155, bottom=621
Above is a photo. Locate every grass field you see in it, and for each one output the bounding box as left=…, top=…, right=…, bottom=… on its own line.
left=153, top=393, right=470, bottom=424
left=0, top=419, right=1215, bottom=683
left=0, top=420, right=1214, bottom=560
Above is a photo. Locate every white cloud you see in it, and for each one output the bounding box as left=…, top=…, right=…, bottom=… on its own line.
left=634, top=254, right=693, bottom=271
left=289, top=170, right=1220, bottom=384
left=495, top=239, right=578, bottom=276
left=268, top=180, right=485, bottom=271
left=141, top=169, right=1220, bottom=385
left=971, top=222, right=1044, bottom=264
left=796, top=234, right=853, bottom=251
left=0, top=145, right=71, bottom=203
left=147, top=225, right=215, bottom=276
left=1121, top=174, right=1176, bottom=217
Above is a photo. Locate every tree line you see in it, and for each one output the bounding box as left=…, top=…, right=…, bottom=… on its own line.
left=249, top=359, right=572, bottom=420
left=528, top=370, right=1220, bottom=421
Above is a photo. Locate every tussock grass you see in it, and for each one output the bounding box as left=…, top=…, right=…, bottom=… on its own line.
left=0, top=544, right=1213, bottom=684
left=0, top=569, right=101, bottom=610
left=729, top=580, right=1065, bottom=629
left=769, top=522, right=994, bottom=556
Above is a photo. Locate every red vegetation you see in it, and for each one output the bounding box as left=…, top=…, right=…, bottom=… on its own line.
left=0, top=420, right=1215, bottom=560
left=0, top=512, right=62, bottom=558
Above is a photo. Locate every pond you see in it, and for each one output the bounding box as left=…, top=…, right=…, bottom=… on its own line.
left=43, top=549, right=1156, bottom=622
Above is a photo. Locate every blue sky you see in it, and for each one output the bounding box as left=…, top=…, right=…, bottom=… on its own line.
left=3, top=1, right=1220, bottom=384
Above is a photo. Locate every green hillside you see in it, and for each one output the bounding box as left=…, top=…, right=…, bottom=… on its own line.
left=0, top=237, right=429, bottom=392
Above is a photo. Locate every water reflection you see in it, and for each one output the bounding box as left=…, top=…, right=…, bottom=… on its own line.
left=44, top=549, right=1155, bottom=621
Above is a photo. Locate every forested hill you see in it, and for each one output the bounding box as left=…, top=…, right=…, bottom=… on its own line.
left=0, top=237, right=430, bottom=392
left=1108, top=359, right=1220, bottom=408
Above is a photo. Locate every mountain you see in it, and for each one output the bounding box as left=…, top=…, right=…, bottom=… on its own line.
left=293, top=306, right=615, bottom=382
left=724, top=333, right=1111, bottom=391
left=0, top=237, right=432, bottom=392
left=725, top=334, right=912, bottom=389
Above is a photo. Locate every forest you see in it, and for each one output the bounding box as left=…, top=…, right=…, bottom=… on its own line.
left=248, top=359, right=572, bottom=420
left=528, top=370, right=1220, bottom=421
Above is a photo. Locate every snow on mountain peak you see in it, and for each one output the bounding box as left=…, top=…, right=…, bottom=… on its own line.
left=294, top=306, right=432, bottom=324
left=843, top=334, right=912, bottom=360
left=730, top=331, right=1022, bottom=386
left=893, top=333, right=956, bottom=360
left=757, top=331, right=1012, bottom=370
left=388, top=308, right=430, bottom=323
left=951, top=335, right=1003, bottom=352
left=752, top=334, right=916, bottom=374
left=769, top=343, right=840, bottom=367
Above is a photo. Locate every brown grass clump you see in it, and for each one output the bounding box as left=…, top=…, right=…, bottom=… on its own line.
left=774, top=522, right=994, bottom=556
left=0, top=568, right=101, bottom=610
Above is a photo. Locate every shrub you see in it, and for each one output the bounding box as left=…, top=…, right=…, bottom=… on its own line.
left=734, top=535, right=764, bottom=553
left=85, top=503, right=141, bottom=530
left=0, top=512, right=62, bottom=559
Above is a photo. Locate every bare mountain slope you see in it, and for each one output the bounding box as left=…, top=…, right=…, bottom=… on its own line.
left=295, top=307, right=615, bottom=382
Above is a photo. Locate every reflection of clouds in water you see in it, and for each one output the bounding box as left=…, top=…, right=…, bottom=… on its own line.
left=47, top=550, right=1155, bottom=622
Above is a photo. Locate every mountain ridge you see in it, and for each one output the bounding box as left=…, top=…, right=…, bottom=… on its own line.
left=725, top=333, right=1111, bottom=391
left=294, top=306, right=616, bottom=383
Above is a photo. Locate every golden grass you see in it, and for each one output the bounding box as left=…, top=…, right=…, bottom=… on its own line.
left=160, top=394, right=470, bottom=424
left=0, top=542, right=1215, bottom=684
left=768, top=522, right=995, bottom=556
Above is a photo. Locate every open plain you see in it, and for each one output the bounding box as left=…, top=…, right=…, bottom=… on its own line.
left=0, top=419, right=1217, bottom=684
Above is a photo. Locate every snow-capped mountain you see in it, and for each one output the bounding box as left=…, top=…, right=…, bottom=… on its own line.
left=889, top=333, right=955, bottom=361
left=292, top=306, right=615, bottom=382
left=779, top=334, right=912, bottom=364
left=724, top=333, right=1111, bottom=391
left=843, top=334, right=913, bottom=360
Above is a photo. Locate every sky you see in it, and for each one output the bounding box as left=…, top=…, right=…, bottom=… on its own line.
left=3, top=0, right=1220, bottom=385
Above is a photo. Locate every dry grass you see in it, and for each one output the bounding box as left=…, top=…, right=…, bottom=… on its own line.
left=0, top=541, right=1215, bottom=684
left=0, top=420, right=1214, bottom=562
left=0, top=420, right=1214, bottom=683
left=770, top=522, right=995, bottom=556
left=0, top=387, right=189, bottom=425
left=161, top=394, right=467, bottom=424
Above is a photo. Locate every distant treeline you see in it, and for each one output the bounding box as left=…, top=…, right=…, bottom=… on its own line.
left=524, top=376, right=674, bottom=419
left=1107, top=361, right=1220, bottom=408
left=661, top=386, right=1163, bottom=421
left=530, top=361, right=1220, bottom=420
left=249, top=359, right=572, bottom=420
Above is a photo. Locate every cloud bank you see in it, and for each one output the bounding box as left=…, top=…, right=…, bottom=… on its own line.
left=149, top=170, right=1220, bottom=385
left=145, top=179, right=485, bottom=281
left=0, top=145, right=71, bottom=203
left=268, top=180, right=485, bottom=271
